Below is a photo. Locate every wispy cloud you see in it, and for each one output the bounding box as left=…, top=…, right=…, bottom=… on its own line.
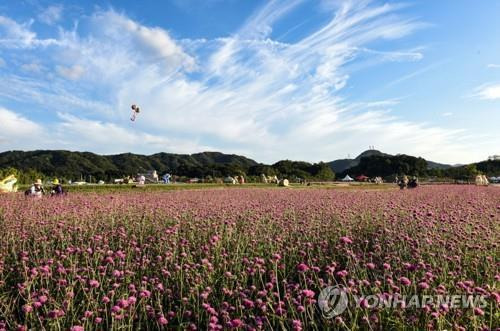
left=38, top=5, right=63, bottom=25
left=472, top=83, right=500, bottom=100
left=487, top=64, right=500, bottom=69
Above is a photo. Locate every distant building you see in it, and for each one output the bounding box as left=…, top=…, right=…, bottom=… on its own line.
left=488, top=155, right=500, bottom=161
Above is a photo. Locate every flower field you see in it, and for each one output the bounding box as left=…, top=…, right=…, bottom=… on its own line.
left=0, top=186, right=498, bottom=330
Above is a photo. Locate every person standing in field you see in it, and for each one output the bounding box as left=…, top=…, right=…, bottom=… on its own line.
left=50, top=178, right=65, bottom=196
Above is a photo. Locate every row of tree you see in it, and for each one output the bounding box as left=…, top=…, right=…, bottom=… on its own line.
left=1, top=150, right=498, bottom=184
left=0, top=151, right=335, bottom=184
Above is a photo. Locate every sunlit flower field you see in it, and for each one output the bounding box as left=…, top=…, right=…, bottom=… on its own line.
left=0, top=186, right=498, bottom=330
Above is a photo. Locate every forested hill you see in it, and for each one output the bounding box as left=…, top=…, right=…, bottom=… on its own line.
left=0, top=150, right=258, bottom=181
left=328, top=149, right=452, bottom=173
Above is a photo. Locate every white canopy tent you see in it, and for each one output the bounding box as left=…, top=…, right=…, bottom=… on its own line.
left=342, top=175, right=354, bottom=182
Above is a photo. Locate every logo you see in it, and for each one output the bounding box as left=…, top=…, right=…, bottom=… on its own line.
left=318, top=285, right=348, bottom=318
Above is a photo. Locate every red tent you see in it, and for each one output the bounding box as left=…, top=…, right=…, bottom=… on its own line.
left=355, top=175, right=369, bottom=182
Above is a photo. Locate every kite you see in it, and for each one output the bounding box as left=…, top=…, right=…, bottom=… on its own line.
left=130, top=104, right=141, bottom=122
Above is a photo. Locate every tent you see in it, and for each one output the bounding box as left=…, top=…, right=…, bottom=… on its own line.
left=342, top=175, right=354, bottom=182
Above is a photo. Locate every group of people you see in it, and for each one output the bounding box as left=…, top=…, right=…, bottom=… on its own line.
left=24, top=179, right=65, bottom=198
left=396, top=175, right=419, bottom=189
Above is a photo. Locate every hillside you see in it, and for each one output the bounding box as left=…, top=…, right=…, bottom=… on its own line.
left=329, top=150, right=453, bottom=172
left=328, top=150, right=390, bottom=172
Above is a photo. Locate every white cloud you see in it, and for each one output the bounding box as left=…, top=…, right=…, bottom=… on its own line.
left=56, top=64, right=85, bottom=80
left=0, top=108, right=44, bottom=147
left=0, top=57, right=5, bottom=67
left=442, top=112, right=453, bottom=117
left=21, top=62, right=44, bottom=73
left=472, top=84, right=500, bottom=100
left=487, top=64, right=500, bottom=69
left=0, top=15, right=57, bottom=48
left=38, top=5, right=63, bottom=25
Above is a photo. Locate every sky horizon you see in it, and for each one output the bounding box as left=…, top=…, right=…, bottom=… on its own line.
left=0, top=0, right=499, bottom=164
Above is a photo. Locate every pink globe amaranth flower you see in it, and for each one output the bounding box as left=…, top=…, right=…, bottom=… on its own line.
left=38, top=295, right=48, bottom=304
left=297, top=263, right=309, bottom=272
left=158, top=315, right=168, bottom=325
left=118, top=299, right=129, bottom=308
left=22, top=305, right=33, bottom=313
left=89, top=280, right=99, bottom=288
left=366, top=263, right=376, bottom=270
left=336, top=270, right=348, bottom=278
left=302, top=289, right=315, bottom=298
left=84, top=311, right=93, bottom=318
left=340, top=236, right=353, bottom=244
left=139, top=290, right=151, bottom=298
left=473, top=307, right=485, bottom=316
left=383, top=263, right=391, bottom=270
left=102, top=296, right=110, bottom=304
left=292, top=320, right=302, bottom=331
left=242, top=298, right=255, bottom=309
left=418, top=282, right=430, bottom=290
left=111, top=305, right=121, bottom=313
left=128, top=296, right=137, bottom=305
left=360, top=299, right=369, bottom=309
left=94, top=317, right=103, bottom=324
left=70, top=326, right=84, bottom=331
left=400, top=277, right=411, bottom=286
left=230, top=319, right=243, bottom=328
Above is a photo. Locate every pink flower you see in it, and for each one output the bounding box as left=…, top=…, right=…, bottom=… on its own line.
left=473, top=307, right=484, bottom=316
left=336, top=270, right=348, bottom=278
left=340, top=236, right=353, bottom=244
left=302, top=289, right=315, bottom=298
left=297, top=263, right=309, bottom=272
left=139, top=290, right=151, bottom=298
left=242, top=298, right=255, bottom=309
left=70, top=326, right=84, bottom=331
left=22, top=305, right=33, bottom=313
left=292, top=320, right=302, bottom=331
left=89, top=280, right=99, bottom=288
left=94, top=317, right=103, bottom=324
left=158, top=315, right=168, bottom=325
left=38, top=295, right=48, bottom=304
left=400, top=277, right=411, bottom=286
left=366, top=263, right=376, bottom=270
left=383, top=263, right=391, bottom=270
left=418, top=282, right=430, bottom=290
left=230, top=319, right=243, bottom=328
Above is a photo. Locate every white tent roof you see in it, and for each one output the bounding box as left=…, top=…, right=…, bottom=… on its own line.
left=342, top=175, right=354, bottom=181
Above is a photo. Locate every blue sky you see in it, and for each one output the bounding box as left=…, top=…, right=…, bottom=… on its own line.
left=0, top=0, right=498, bottom=164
